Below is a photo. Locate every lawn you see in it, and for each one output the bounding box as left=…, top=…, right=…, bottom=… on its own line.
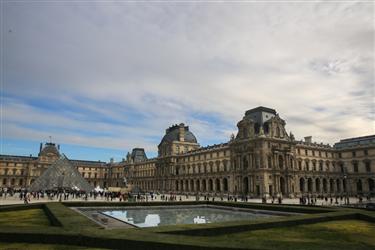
left=0, top=202, right=374, bottom=249
left=203, top=220, right=375, bottom=250
left=0, top=208, right=50, bottom=227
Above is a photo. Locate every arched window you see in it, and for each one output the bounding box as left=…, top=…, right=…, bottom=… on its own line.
left=357, top=179, right=363, bottom=192
left=268, top=156, right=272, bottom=168
left=276, top=127, right=281, bottom=137
left=216, top=179, right=221, bottom=192
left=305, top=160, right=309, bottom=171
left=315, top=178, right=321, bottom=192
left=223, top=178, right=228, bottom=192
left=307, top=178, right=313, bottom=192
left=243, top=156, right=248, bottom=169
left=323, top=179, right=328, bottom=192
left=208, top=179, right=213, bottom=191
left=263, top=122, right=269, bottom=134
left=278, top=155, right=284, bottom=169
left=254, top=123, right=260, bottom=134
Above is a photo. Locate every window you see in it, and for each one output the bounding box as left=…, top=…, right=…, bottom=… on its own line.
left=276, top=127, right=280, bottom=137
left=366, top=162, right=371, bottom=172
left=352, top=151, right=356, bottom=157
left=298, top=161, right=302, bottom=170
left=278, top=155, right=284, bottom=169
left=339, top=152, right=342, bottom=158
left=305, top=150, right=308, bottom=156
left=243, top=156, right=249, bottom=169
left=313, top=162, right=316, bottom=171
left=353, top=162, right=358, bottom=173
left=319, top=162, right=323, bottom=171
left=268, top=156, right=272, bottom=168
left=364, top=150, right=368, bottom=156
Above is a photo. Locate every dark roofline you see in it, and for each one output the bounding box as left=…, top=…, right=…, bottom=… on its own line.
left=132, top=148, right=145, bottom=151
left=337, top=135, right=375, bottom=143
left=70, top=159, right=107, bottom=165
left=245, top=106, right=276, bottom=116
left=0, top=154, right=38, bottom=160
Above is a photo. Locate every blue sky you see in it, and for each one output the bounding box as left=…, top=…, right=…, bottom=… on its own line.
left=1, top=1, right=374, bottom=162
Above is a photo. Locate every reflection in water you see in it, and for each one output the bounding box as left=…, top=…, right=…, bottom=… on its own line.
left=140, top=214, right=160, bottom=227
left=102, top=207, right=278, bottom=228
left=193, top=216, right=207, bottom=224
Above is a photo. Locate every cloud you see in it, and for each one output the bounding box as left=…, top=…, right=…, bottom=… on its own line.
left=2, top=1, right=374, bottom=157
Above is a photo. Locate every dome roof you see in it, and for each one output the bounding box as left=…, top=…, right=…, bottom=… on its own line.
left=159, top=123, right=197, bottom=145
left=39, top=143, right=60, bottom=157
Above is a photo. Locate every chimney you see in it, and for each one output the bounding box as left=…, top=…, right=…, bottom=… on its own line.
left=39, top=143, right=43, bottom=153
left=304, top=136, right=312, bottom=143
left=179, top=123, right=185, bottom=142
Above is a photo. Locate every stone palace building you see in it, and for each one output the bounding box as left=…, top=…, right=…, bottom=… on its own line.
left=1, top=107, right=374, bottom=198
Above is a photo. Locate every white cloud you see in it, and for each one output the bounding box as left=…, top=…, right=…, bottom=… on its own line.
left=2, top=1, right=374, bottom=155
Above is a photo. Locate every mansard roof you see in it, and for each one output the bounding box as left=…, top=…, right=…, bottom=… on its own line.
left=245, top=106, right=277, bottom=116
left=334, top=135, right=375, bottom=149
left=131, top=148, right=148, bottom=163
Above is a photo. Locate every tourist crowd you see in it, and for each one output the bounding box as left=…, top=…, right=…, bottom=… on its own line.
left=0, top=187, right=372, bottom=207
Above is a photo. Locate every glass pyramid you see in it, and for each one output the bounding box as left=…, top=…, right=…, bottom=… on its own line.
left=30, top=154, right=93, bottom=192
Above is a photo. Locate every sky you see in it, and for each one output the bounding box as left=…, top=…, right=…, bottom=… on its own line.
left=1, top=1, right=374, bottom=162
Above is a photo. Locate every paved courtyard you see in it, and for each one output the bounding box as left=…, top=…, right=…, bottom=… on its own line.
left=1, top=193, right=373, bottom=207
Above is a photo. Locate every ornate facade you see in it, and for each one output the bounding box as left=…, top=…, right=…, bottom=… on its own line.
left=1, top=107, right=374, bottom=197
left=125, top=107, right=375, bottom=198
left=0, top=143, right=116, bottom=189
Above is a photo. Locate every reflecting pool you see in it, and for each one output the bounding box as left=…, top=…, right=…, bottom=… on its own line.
left=100, top=206, right=280, bottom=228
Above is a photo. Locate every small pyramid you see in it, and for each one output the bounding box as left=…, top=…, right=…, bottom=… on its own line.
left=30, top=154, right=93, bottom=192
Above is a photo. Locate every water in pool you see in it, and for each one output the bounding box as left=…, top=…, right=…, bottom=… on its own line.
left=101, top=206, right=278, bottom=228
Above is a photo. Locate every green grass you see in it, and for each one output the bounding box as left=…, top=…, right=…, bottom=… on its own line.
left=0, top=242, right=106, bottom=250
left=196, top=220, right=375, bottom=250
left=0, top=202, right=374, bottom=249
left=0, top=208, right=50, bottom=227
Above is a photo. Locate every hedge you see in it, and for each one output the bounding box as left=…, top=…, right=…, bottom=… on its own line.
left=0, top=201, right=374, bottom=249
left=0, top=231, right=231, bottom=250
